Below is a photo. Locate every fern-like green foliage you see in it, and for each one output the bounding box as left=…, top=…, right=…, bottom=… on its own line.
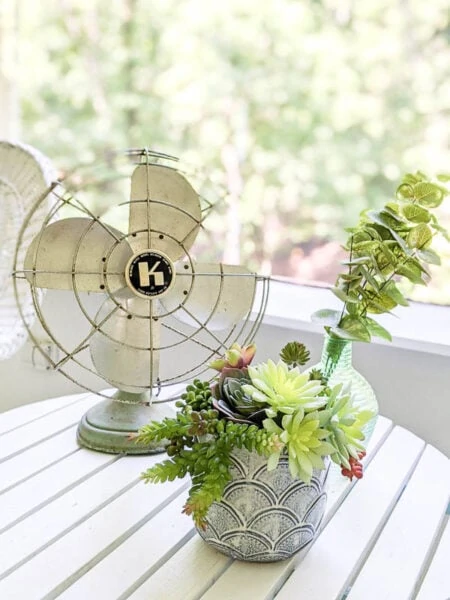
left=312, top=172, right=449, bottom=342
left=137, top=380, right=283, bottom=529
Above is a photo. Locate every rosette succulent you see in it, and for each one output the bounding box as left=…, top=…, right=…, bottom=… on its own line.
left=320, top=383, right=374, bottom=470
left=279, top=341, right=310, bottom=367
left=209, top=343, right=256, bottom=372
left=264, top=409, right=336, bottom=482
left=211, top=367, right=267, bottom=425
left=242, top=360, right=327, bottom=417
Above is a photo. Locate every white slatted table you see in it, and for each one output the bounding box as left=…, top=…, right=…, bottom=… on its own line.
left=0, top=391, right=448, bottom=600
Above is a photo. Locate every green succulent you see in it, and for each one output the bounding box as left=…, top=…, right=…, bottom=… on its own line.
left=212, top=367, right=267, bottom=425
left=308, top=368, right=328, bottom=386
left=209, top=343, right=257, bottom=372
left=279, top=341, right=311, bottom=367
left=242, top=360, right=327, bottom=418
left=318, top=383, right=374, bottom=470
left=263, top=409, right=335, bottom=482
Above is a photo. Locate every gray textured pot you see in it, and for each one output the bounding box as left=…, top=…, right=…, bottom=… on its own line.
left=197, top=448, right=329, bottom=562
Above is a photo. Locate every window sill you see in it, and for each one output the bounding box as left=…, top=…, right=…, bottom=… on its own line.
left=261, top=279, right=450, bottom=358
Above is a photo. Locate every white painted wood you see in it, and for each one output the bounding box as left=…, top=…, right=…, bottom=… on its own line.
left=347, top=444, right=450, bottom=599
left=0, top=469, right=187, bottom=600
left=275, top=427, right=425, bottom=600
left=128, top=537, right=230, bottom=600
left=0, top=448, right=116, bottom=531
left=416, top=518, right=450, bottom=600
left=0, top=426, right=78, bottom=493
left=57, top=495, right=194, bottom=600
left=0, top=394, right=100, bottom=461
left=0, top=392, right=89, bottom=434
left=0, top=455, right=151, bottom=577
left=199, top=416, right=394, bottom=600
left=0, top=394, right=444, bottom=600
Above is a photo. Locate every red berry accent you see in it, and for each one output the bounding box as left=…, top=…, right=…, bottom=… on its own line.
left=341, top=451, right=366, bottom=481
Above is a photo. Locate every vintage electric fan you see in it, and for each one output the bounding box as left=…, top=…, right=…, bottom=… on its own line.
left=14, top=149, right=268, bottom=453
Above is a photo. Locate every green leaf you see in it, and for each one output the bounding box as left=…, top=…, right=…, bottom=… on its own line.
left=367, top=210, right=402, bottom=232
left=359, top=266, right=380, bottom=291
left=401, top=204, right=431, bottom=224
left=329, top=327, right=369, bottom=342
left=351, top=231, right=371, bottom=244
left=396, top=182, right=414, bottom=199
left=341, top=257, right=371, bottom=266
left=363, top=226, right=382, bottom=241
left=311, top=309, right=341, bottom=326
left=333, top=316, right=371, bottom=342
left=437, top=173, right=450, bottom=182
left=417, top=248, right=441, bottom=265
left=396, top=262, right=426, bottom=284
left=364, top=317, right=392, bottom=341
left=429, top=215, right=450, bottom=241
left=366, top=212, right=411, bottom=252
left=365, top=292, right=398, bottom=314
left=407, top=223, right=432, bottom=249
left=383, top=281, right=409, bottom=306
left=381, top=207, right=405, bottom=224
left=385, top=201, right=400, bottom=214
left=352, top=240, right=379, bottom=253
left=346, top=302, right=359, bottom=317
left=369, top=255, right=387, bottom=281
left=379, top=243, right=398, bottom=265
left=331, top=287, right=358, bottom=303
left=340, top=273, right=363, bottom=282
left=413, top=182, right=444, bottom=208
left=365, top=210, right=389, bottom=229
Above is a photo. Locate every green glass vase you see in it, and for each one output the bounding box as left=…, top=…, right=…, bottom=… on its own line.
left=315, top=334, right=378, bottom=443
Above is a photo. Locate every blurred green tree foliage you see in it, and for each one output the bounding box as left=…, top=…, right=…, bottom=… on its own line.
left=17, top=0, right=450, bottom=302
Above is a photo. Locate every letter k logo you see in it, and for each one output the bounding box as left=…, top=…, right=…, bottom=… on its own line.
left=138, top=260, right=165, bottom=287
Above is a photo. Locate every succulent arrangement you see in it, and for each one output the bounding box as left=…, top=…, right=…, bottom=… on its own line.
left=137, top=171, right=448, bottom=530
left=313, top=172, right=449, bottom=342
left=137, top=342, right=373, bottom=528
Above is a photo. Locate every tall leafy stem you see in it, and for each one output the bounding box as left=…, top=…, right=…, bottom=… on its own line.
left=312, top=172, right=449, bottom=346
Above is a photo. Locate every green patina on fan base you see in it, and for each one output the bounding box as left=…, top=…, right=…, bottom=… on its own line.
left=76, top=391, right=172, bottom=454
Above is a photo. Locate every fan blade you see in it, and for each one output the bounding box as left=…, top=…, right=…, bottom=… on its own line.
left=89, top=297, right=160, bottom=393
left=128, top=164, right=201, bottom=259
left=24, top=218, right=132, bottom=293
left=160, top=263, right=256, bottom=331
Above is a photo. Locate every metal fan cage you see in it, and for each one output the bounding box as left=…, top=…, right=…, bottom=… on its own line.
left=13, top=148, right=269, bottom=402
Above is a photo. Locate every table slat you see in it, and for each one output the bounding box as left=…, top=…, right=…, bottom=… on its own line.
left=0, top=426, right=78, bottom=493
left=57, top=496, right=194, bottom=600
left=275, top=427, right=425, bottom=600
left=0, top=393, right=89, bottom=435
left=347, top=443, right=450, bottom=600
left=0, top=455, right=151, bottom=577
left=0, top=448, right=116, bottom=532
left=416, top=518, right=450, bottom=600
left=200, top=416, right=393, bottom=600
left=128, top=537, right=230, bottom=600
left=0, top=468, right=187, bottom=600
left=0, top=395, right=100, bottom=461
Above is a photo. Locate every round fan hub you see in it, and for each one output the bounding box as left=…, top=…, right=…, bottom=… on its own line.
left=125, top=249, right=175, bottom=299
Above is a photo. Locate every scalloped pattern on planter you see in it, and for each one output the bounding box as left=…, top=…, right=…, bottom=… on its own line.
left=197, top=449, right=329, bottom=562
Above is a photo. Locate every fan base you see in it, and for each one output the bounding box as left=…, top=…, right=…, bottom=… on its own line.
left=77, top=394, right=174, bottom=454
